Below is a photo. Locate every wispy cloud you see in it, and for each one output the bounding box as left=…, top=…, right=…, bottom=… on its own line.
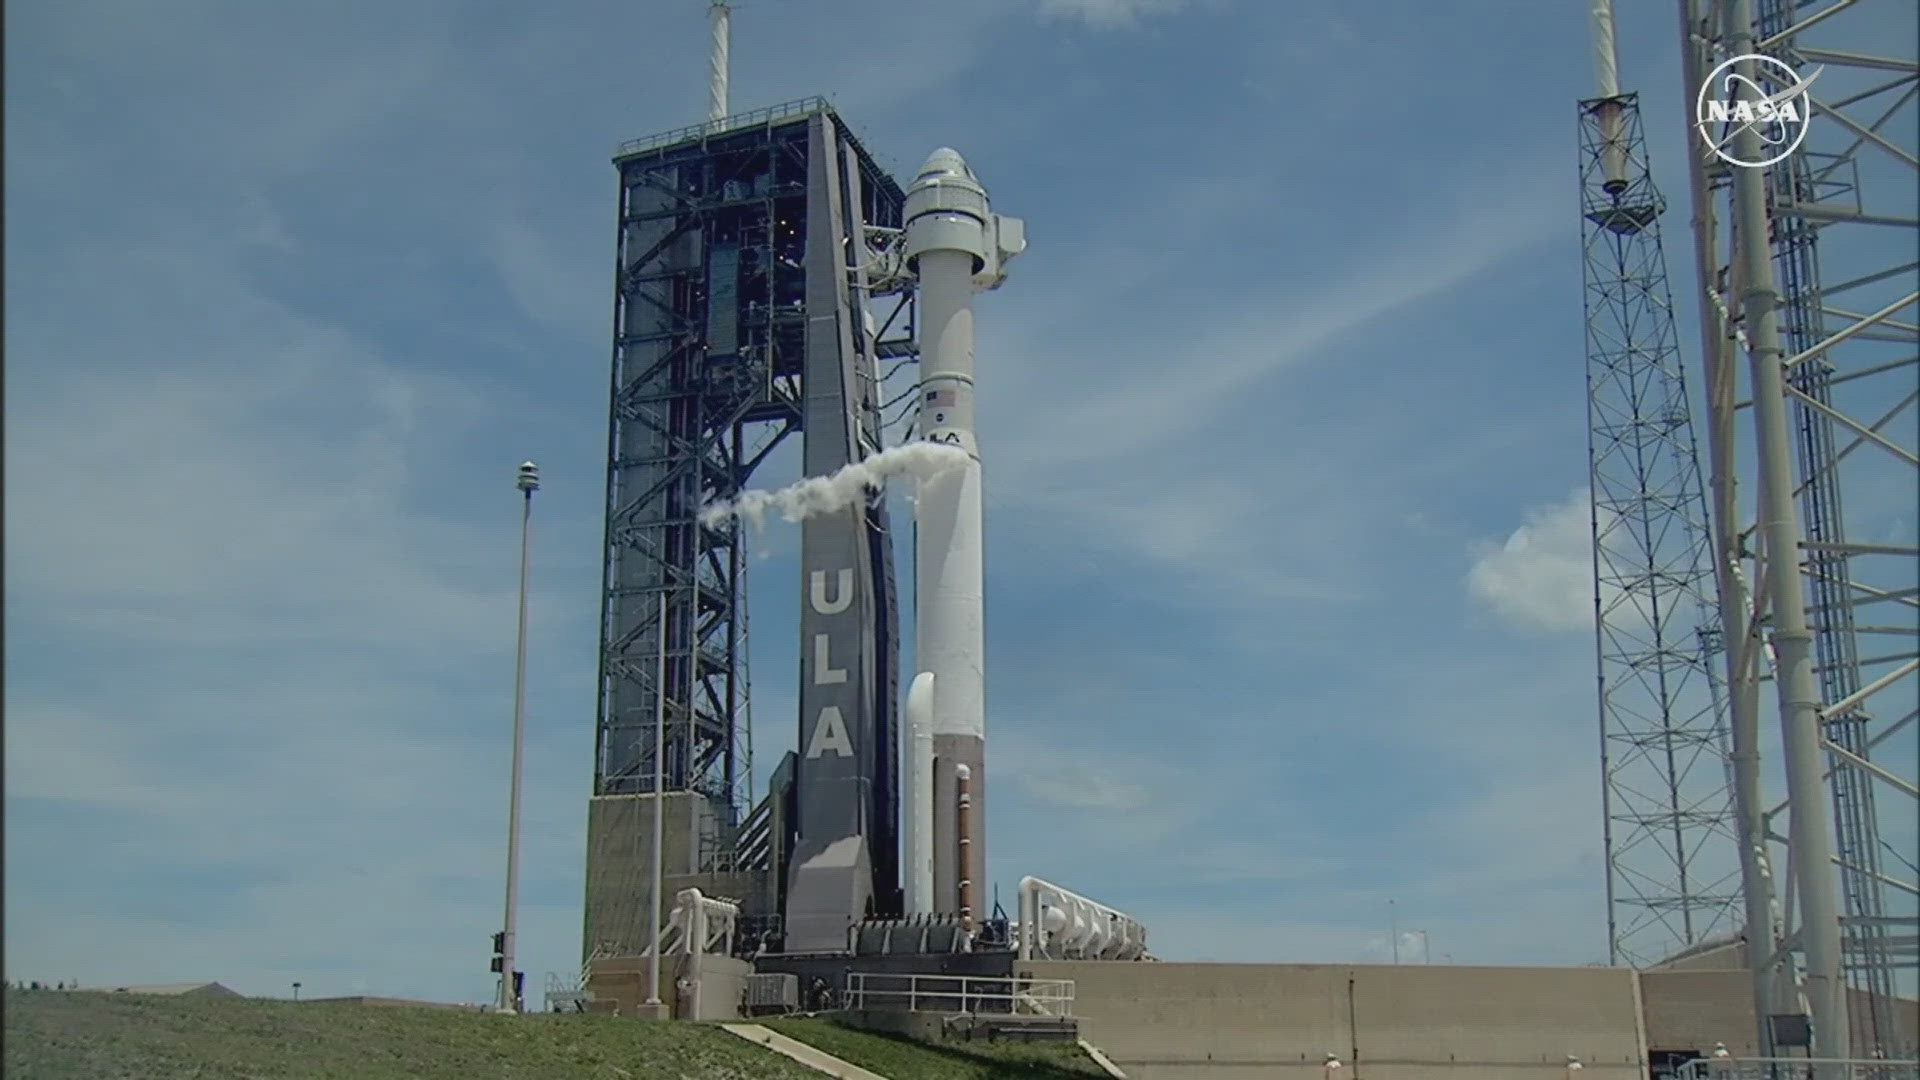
left=487, top=218, right=611, bottom=345
left=1467, top=487, right=1595, bottom=633
left=4, top=245, right=528, bottom=653
left=1037, top=0, right=1198, bottom=28
left=991, top=156, right=1565, bottom=472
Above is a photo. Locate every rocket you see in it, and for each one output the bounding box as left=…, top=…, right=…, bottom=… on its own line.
left=901, top=148, right=1023, bottom=917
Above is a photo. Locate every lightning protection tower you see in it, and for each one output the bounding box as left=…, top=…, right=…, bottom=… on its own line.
left=1580, top=3, right=1743, bottom=970
left=1676, top=0, right=1918, bottom=1061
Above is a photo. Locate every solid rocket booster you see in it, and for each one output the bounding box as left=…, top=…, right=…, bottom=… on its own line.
left=903, top=148, right=1023, bottom=918
left=905, top=671, right=936, bottom=914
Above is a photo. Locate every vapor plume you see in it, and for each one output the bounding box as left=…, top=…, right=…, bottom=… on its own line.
left=700, top=442, right=968, bottom=529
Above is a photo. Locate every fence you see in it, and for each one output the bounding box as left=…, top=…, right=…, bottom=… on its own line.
left=842, top=972, right=1075, bottom=1018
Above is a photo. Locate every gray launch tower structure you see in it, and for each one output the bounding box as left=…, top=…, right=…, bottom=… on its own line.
left=583, top=99, right=916, bottom=960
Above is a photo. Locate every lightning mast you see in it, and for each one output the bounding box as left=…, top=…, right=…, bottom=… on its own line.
left=1677, top=0, right=1919, bottom=1062
left=1580, top=0, right=1743, bottom=970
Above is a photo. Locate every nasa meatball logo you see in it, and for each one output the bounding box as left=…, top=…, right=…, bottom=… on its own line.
left=1695, top=53, right=1818, bottom=169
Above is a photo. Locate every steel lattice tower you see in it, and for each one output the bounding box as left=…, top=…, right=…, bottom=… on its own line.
left=583, top=99, right=914, bottom=960
left=1677, top=0, right=1918, bottom=1061
left=1580, top=87, right=1742, bottom=968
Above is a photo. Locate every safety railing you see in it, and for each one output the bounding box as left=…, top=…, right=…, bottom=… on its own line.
left=1676, top=1058, right=1919, bottom=1080
left=613, top=96, right=830, bottom=160
left=542, top=971, right=590, bottom=1013
left=842, top=972, right=1075, bottom=1018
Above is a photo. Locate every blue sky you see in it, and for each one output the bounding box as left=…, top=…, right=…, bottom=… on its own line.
left=5, top=0, right=1912, bottom=1004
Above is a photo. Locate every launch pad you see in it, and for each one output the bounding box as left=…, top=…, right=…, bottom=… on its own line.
left=582, top=93, right=1040, bottom=976
left=567, top=8, right=1917, bottom=1075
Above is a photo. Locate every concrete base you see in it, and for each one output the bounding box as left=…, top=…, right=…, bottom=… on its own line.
left=1024, top=961, right=1648, bottom=1080
left=587, top=954, right=751, bottom=1022
left=582, top=791, right=771, bottom=963
left=754, top=948, right=1015, bottom=1010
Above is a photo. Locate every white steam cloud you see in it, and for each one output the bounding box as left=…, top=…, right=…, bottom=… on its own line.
left=699, top=442, right=969, bottom=529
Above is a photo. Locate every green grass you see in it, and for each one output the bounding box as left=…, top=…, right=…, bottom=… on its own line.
left=4, top=989, right=826, bottom=1080
left=763, top=1016, right=1110, bottom=1080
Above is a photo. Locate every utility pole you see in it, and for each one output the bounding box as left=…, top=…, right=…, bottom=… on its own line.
left=645, top=590, right=668, bottom=1014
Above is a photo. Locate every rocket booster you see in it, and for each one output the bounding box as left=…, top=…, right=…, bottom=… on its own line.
left=902, top=148, right=1023, bottom=917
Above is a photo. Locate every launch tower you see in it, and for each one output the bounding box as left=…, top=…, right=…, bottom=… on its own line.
left=583, top=98, right=914, bottom=961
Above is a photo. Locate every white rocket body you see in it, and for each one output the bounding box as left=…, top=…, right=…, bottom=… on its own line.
left=902, top=148, right=1022, bottom=917
left=904, top=672, right=936, bottom=914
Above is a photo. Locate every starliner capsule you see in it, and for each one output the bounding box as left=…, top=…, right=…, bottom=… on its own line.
left=901, top=148, right=1024, bottom=917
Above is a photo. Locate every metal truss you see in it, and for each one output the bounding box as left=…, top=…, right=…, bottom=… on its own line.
left=1580, top=91, right=1743, bottom=968
left=596, top=113, right=817, bottom=836
left=591, top=101, right=917, bottom=933
left=1677, top=0, right=1918, bottom=1064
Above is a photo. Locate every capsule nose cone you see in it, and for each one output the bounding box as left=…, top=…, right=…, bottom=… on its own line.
left=918, top=147, right=972, bottom=180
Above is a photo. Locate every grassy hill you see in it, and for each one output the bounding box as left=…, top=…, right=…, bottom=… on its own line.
left=5, top=989, right=820, bottom=1080
left=4, top=988, right=1111, bottom=1080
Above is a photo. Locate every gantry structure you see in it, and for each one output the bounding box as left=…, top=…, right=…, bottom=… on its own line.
left=584, top=98, right=915, bottom=959
left=1674, top=0, right=1918, bottom=1063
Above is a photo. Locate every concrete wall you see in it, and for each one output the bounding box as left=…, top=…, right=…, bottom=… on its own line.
left=1640, top=967, right=1918, bottom=1059
left=586, top=953, right=748, bottom=1021
left=584, top=954, right=664, bottom=1018
left=1021, top=962, right=1645, bottom=1080
left=1849, top=987, right=1919, bottom=1059
left=582, top=792, right=769, bottom=963
left=583, top=792, right=700, bottom=960
left=683, top=956, right=751, bottom=1021
left=1640, top=969, right=1760, bottom=1058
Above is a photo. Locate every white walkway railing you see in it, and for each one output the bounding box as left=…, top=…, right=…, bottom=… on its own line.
left=842, top=972, right=1075, bottom=1018
left=1676, top=1058, right=1919, bottom=1080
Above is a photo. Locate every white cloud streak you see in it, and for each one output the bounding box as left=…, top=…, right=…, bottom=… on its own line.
left=4, top=271, right=523, bottom=652
left=1038, top=0, right=1196, bottom=28
left=991, top=173, right=1564, bottom=473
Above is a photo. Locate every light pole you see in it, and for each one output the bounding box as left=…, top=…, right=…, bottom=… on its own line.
left=645, top=590, right=667, bottom=1013
left=498, top=461, right=539, bottom=1013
